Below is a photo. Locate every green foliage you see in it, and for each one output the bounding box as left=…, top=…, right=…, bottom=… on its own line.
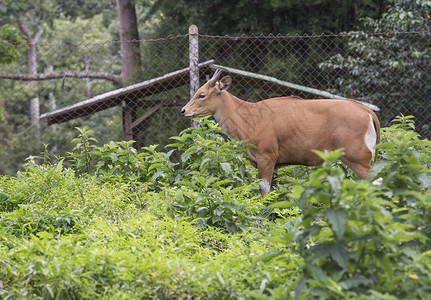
left=68, top=127, right=176, bottom=185
left=68, top=127, right=98, bottom=174
left=67, top=119, right=264, bottom=233
left=167, top=117, right=257, bottom=188
left=0, top=147, right=299, bottom=298
left=1, top=115, right=430, bottom=298
left=0, top=24, right=27, bottom=121
left=58, top=0, right=115, bottom=20
left=0, top=25, right=27, bottom=65
left=0, top=2, right=119, bottom=175
left=372, top=115, right=431, bottom=191
left=320, top=0, right=431, bottom=137
left=144, top=0, right=387, bottom=35
left=0, top=157, right=137, bottom=239
left=267, top=116, right=431, bottom=299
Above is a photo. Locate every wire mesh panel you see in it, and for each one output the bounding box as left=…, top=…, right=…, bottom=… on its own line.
left=0, top=30, right=429, bottom=174
left=199, top=32, right=430, bottom=136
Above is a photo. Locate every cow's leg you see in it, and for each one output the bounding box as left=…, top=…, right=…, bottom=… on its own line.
left=340, top=116, right=377, bottom=180
left=257, top=156, right=276, bottom=196
left=340, top=158, right=371, bottom=180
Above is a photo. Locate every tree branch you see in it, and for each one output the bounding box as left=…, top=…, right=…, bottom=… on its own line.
left=17, top=12, right=32, bottom=41
left=34, top=25, right=44, bottom=44
left=0, top=71, right=123, bottom=85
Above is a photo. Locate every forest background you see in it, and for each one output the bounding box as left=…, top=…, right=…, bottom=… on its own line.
left=0, top=0, right=429, bottom=175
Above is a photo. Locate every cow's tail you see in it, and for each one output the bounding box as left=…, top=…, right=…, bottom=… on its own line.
left=371, top=112, right=381, bottom=163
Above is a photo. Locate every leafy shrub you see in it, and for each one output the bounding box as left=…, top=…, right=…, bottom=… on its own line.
left=68, top=127, right=177, bottom=186
left=68, top=127, right=98, bottom=174
left=266, top=116, right=431, bottom=299
left=0, top=160, right=76, bottom=212
left=2, top=114, right=430, bottom=299
left=67, top=119, right=265, bottom=233
left=145, top=182, right=264, bottom=233
left=0, top=203, right=91, bottom=237
left=0, top=158, right=141, bottom=238
left=167, top=117, right=258, bottom=188
left=0, top=210, right=301, bottom=299
left=161, top=118, right=265, bottom=232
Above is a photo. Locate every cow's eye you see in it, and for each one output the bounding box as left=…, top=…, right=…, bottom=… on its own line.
left=198, top=94, right=205, bottom=99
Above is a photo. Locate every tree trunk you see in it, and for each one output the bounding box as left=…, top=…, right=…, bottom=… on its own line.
left=47, top=66, right=57, bottom=134
left=28, top=42, right=39, bottom=132
left=83, top=55, right=91, bottom=98
left=116, top=0, right=141, bottom=143
left=116, top=0, right=141, bottom=86
left=17, top=13, right=44, bottom=136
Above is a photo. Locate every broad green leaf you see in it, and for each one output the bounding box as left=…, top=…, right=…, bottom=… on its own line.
left=196, top=206, right=208, bottom=216
left=151, top=170, right=164, bottom=181
left=254, top=250, right=283, bottom=263
left=148, top=163, right=163, bottom=172
left=327, top=277, right=345, bottom=296
left=220, top=162, right=232, bottom=175
left=243, top=292, right=270, bottom=300
left=177, top=181, right=198, bottom=189
left=327, top=175, right=341, bottom=196
left=289, top=185, right=305, bottom=199
left=312, top=148, right=344, bottom=162
left=369, top=160, right=389, bottom=178
left=96, top=161, right=105, bottom=168
left=195, top=176, right=208, bottom=187
left=418, top=173, right=431, bottom=189
left=307, top=264, right=328, bottom=283
left=340, top=277, right=371, bottom=289
left=212, top=215, right=222, bottom=223
left=376, top=142, right=396, bottom=150
left=270, top=201, right=296, bottom=209
left=325, top=209, right=348, bottom=240
left=36, top=231, right=54, bottom=239
left=329, top=241, right=350, bottom=270
left=294, top=277, right=306, bottom=300
left=211, top=179, right=234, bottom=188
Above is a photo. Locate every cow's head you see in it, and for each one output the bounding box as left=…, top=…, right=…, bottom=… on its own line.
left=181, top=69, right=231, bottom=118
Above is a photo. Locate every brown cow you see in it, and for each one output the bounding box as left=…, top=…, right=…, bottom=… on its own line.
left=181, top=70, right=380, bottom=195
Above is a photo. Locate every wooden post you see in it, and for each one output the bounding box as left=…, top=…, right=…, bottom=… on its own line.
left=30, top=96, right=40, bottom=130
left=189, top=25, right=199, bottom=98
left=189, top=25, right=200, bottom=127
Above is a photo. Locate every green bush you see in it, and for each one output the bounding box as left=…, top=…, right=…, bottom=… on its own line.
left=1, top=115, right=430, bottom=299
left=68, top=127, right=177, bottom=187
left=0, top=202, right=300, bottom=299
left=266, top=116, right=431, bottom=299
left=167, top=117, right=258, bottom=188
left=67, top=119, right=265, bottom=233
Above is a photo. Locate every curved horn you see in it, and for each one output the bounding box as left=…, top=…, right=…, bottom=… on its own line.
left=209, top=69, right=222, bottom=86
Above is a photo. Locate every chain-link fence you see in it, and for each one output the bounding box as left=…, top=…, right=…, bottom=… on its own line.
left=0, top=28, right=430, bottom=174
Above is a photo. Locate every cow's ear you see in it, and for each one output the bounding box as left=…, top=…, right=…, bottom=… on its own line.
left=219, top=76, right=232, bottom=91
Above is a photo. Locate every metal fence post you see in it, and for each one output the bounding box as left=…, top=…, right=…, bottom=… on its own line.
left=189, top=25, right=200, bottom=127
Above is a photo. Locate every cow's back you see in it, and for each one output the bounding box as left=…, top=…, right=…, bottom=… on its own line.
left=251, top=98, right=374, bottom=165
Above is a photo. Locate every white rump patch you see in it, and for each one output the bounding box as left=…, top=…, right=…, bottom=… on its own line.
left=364, top=114, right=377, bottom=155
left=372, top=177, right=383, bottom=185
left=259, top=180, right=271, bottom=196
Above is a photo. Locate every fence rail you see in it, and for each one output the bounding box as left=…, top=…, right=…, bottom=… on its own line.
left=0, top=27, right=429, bottom=174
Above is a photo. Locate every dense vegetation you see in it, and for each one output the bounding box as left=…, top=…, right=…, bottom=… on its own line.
left=1, top=115, right=430, bottom=299
left=145, top=0, right=388, bottom=36
left=320, top=0, right=431, bottom=137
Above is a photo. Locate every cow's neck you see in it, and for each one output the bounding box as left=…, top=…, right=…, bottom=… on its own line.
left=213, top=94, right=254, bottom=141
